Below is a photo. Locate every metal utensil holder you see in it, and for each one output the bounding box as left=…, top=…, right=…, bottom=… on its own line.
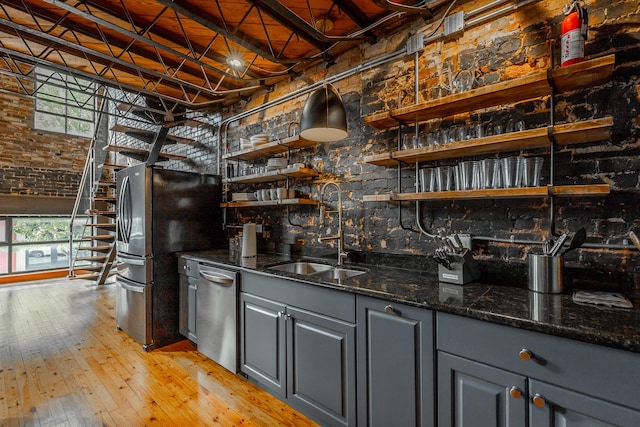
left=438, top=249, right=480, bottom=285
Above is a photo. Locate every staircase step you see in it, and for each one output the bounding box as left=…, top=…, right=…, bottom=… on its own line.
left=81, top=234, right=115, bottom=242
left=78, top=244, right=112, bottom=252
left=105, top=145, right=187, bottom=162
left=70, top=272, right=100, bottom=280
left=87, top=223, right=116, bottom=229
left=99, top=163, right=127, bottom=170
left=94, top=196, right=116, bottom=203
left=74, top=264, right=104, bottom=272
left=111, top=124, right=194, bottom=145
left=75, top=255, right=107, bottom=262
left=96, top=180, right=116, bottom=188
left=87, top=209, right=116, bottom=217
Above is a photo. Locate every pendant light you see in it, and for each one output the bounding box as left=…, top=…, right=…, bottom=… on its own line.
left=299, top=83, right=348, bottom=142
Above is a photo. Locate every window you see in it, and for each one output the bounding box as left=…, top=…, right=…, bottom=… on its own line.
left=34, top=68, right=95, bottom=138
left=0, top=216, right=73, bottom=275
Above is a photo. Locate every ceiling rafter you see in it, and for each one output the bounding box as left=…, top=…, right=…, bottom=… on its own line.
left=40, top=0, right=254, bottom=81
left=0, top=0, right=410, bottom=110
left=249, top=0, right=367, bottom=48
left=155, top=0, right=300, bottom=67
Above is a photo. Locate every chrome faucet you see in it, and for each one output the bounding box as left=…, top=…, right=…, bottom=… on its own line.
left=318, top=182, right=347, bottom=265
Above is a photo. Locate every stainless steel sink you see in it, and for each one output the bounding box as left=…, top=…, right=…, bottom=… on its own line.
left=311, top=267, right=367, bottom=281
left=268, top=261, right=367, bottom=281
left=268, top=261, right=333, bottom=275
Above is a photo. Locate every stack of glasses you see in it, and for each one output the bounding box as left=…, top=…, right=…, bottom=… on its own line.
left=418, top=156, right=544, bottom=192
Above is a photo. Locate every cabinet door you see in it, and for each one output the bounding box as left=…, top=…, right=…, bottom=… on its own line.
left=240, top=293, right=287, bottom=398
left=438, top=352, right=527, bottom=427
left=529, top=379, right=640, bottom=427
left=187, top=276, right=197, bottom=343
left=178, top=274, right=189, bottom=339
left=286, top=306, right=356, bottom=427
left=356, top=295, right=435, bottom=427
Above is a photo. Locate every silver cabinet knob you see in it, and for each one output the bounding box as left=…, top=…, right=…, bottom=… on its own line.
left=384, top=305, right=394, bottom=314
left=509, top=386, right=523, bottom=399
left=277, top=311, right=284, bottom=318
left=519, top=349, right=533, bottom=361
left=532, top=394, right=546, bottom=408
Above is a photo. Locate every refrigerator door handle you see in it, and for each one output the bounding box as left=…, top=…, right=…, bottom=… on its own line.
left=117, top=253, right=146, bottom=266
left=118, top=175, right=131, bottom=244
left=117, top=275, right=145, bottom=292
left=199, top=270, right=235, bottom=285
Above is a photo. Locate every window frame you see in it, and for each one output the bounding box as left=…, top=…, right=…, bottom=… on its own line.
left=33, top=68, right=96, bottom=138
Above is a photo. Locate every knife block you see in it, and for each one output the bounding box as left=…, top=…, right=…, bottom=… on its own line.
left=438, top=250, right=480, bottom=285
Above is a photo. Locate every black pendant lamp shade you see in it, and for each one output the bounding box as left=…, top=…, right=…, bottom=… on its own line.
left=299, top=85, right=348, bottom=142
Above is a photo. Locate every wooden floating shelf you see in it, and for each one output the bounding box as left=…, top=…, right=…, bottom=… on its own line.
left=111, top=124, right=195, bottom=145
left=224, top=165, right=317, bottom=184
left=363, top=184, right=610, bottom=202
left=363, top=117, right=613, bottom=166
left=223, top=135, right=318, bottom=161
left=364, top=55, right=615, bottom=129
left=221, top=198, right=318, bottom=208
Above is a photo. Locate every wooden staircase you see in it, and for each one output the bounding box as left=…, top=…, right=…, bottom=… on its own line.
left=70, top=163, right=121, bottom=284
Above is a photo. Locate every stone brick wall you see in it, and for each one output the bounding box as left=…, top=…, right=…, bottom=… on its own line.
left=223, top=0, right=640, bottom=290
left=0, top=70, right=91, bottom=199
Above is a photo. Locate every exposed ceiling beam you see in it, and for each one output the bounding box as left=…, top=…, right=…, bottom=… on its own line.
left=331, top=0, right=373, bottom=30
left=40, top=0, right=261, bottom=84
left=249, top=0, right=367, bottom=49
left=0, top=18, right=231, bottom=103
left=372, top=0, right=434, bottom=18
left=155, top=0, right=300, bottom=66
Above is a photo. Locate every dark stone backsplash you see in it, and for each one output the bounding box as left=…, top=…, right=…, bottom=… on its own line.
left=224, top=0, right=640, bottom=292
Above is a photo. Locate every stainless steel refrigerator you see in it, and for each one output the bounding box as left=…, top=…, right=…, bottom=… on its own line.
left=115, top=163, right=223, bottom=350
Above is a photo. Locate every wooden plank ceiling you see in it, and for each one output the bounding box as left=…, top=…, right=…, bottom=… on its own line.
left=0, top=0, right=443, bottom=117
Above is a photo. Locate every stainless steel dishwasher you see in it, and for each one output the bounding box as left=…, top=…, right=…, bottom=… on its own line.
left=196, top=263, right=238, bottom=373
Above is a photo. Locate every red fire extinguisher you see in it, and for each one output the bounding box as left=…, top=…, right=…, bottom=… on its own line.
left=561, top=1, right=588, bottom=66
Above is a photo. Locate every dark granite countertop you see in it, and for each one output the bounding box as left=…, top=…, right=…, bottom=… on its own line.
left=180, top=250, right=640, bottom=354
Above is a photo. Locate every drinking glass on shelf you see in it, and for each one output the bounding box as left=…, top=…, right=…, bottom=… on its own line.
left=475, top=123, right=485, bottom=139
left=419, top=168, right=436, bottom=192
left=516, top=120, right=526, bottom=132
left=493, top=123, right=503, bottom=135
left=521, top=157, right=544, bottom=187
left=401, top=134, right=412, bottom=150
left=501, top=156, right=523, bottom=188
left=479, top=159, right=496, bottom=189
left=457, top=161, right=474, bottom=191
left=435, top=166, right=453, bottom=192
left=471, top=161, right=482, bottom=190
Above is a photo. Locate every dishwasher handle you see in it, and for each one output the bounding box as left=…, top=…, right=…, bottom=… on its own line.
left=199, top=270, right=235, bottom=285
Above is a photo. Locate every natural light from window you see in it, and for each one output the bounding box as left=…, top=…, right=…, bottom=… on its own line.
left=34, top=68, right=95, bottom=138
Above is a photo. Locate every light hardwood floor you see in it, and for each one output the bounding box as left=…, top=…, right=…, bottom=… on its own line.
left=0, top=278, right=318, bottom=426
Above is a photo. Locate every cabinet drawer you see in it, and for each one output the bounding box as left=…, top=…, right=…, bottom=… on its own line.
left=241, top=271, right=355, bottom=323
left=437, top=312, right=640, bottom=411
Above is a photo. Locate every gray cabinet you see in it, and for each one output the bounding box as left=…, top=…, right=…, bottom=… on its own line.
left=240, top=271, right=356, bottom=427
left=356, top=295, right=435, bottom=427
left=240, top=292, right=286, bottom=397
left=437, top=312, right=640, bottom=427
left=438, top=352, right=526, bottom=427
left=178, top=257, right=198, bottom=343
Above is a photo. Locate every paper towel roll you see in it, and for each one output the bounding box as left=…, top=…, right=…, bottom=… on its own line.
left=242, top=223, right=257, bottom=258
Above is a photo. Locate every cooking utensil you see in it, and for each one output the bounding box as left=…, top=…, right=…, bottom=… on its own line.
left=560, top=227, right=586, bottom=256
left=549, top=233, right=569, bottom=257
left=629, top=231, right=640, bottom=252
